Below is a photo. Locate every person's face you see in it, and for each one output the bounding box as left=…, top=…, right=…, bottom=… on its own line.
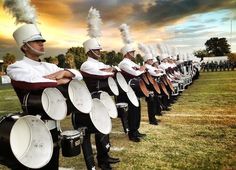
left=28, top=40, right=45, bottom=53
left=126, top=51, right=135, bottom=60
left=89, top=49, right=101, bottom=59
left=146, top=59, right=153, bottom=65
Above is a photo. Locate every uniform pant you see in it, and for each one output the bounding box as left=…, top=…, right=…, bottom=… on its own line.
left=116, top=94, right=141, bottom=137
left=81, top=132, right=110, bottom=170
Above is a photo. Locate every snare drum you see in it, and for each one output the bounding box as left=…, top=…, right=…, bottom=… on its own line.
left=0, top=114, right=53, bottom=169
left=60, top=130, right=82, bottom=157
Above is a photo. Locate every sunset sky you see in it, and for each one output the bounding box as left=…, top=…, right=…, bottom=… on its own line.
left=0, top=0, right=235, bottom=59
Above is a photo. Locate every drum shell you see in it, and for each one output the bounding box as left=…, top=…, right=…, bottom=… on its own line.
left=22, top=90, right=49, bottom=119
left=0, top=115, right=20, bottom=167
left=129, top=78, right=149, bottom=97
left=84, top=77, right=119, bottom=96
left=60, top=131, right=81, bottom=157
left=22, top=88, right=67, bottom=120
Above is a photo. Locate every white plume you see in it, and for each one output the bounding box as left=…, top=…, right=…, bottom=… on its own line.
left=119, top=23, right=133, bottom=44
left=138, top=43, right=150, bottom=55
left=3, top=0, right=37, bottom=24
left=87, top=7, right=102, bottom=38
left=148, top=45, right=158, bottom=58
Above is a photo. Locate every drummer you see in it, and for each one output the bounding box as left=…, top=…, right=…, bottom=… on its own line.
left=7, top=24, right=82, bottom=170
left=142, top=51, right=163, bottom=125
left=77, top=38, right=119, bottom=170
left=117, top=43, right=147, bottom=142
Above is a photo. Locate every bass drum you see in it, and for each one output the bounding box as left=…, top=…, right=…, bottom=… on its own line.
left=68, top=79, right=93, bottom=114
left=92, top=91, right=118, bottom=118
left=116, top=72, right=128, bottom=93
left=23, top=88, right=67, bottom=120
left=72, top=99, right=112, bottom=134
left=0, top=114, right=53, bottom=169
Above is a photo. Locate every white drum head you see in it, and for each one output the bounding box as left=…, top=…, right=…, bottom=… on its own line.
left=99, top=91, right=118, bottom=118
left=126, top=85, right=139, bottom=107
left=116, top=72, right=128, bottom=92
left=90, top=99, right=112, bottom=134
left=42, top=88, right=67, bottom=120
left=108, top=77, right=119, bottom=96
left=10, top=115, right=53, bottom=169
left=68, top=79, right=93, bottom=114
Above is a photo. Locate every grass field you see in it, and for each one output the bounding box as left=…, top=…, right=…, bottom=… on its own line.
left=0, top=71, right=236, bottom=170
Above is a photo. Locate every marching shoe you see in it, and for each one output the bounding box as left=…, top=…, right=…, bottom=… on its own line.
left=98, top=162, right=112, bottom=170
left=136, top=131, right=147, bottom=138
left=128, top=136, right=140, bottom=142
left=107, top=156, right=120, bottom=164
left=149, top=121, right=158, bottom=125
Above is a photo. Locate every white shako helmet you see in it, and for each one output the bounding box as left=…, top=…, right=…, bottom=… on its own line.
left=13, top=24, right=46, bottom=48
left=83, top=38, right=102, bottom=54
left=121, top=44, right=135, bottom=56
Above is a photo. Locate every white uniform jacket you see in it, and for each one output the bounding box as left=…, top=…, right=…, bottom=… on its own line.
left=145, top=64, right=164, bottom=77
left=80, top=57, right=113, bottom=78
left=118, top=58, right=144, bottom=77
left=7, top=56, right=82, bottom=89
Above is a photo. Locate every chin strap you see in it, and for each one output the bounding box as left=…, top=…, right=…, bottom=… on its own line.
left=26, top=43, right=45, bottom=56
left=91, top=49, right=100, bottom=58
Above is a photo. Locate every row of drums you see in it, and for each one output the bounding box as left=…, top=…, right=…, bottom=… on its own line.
left=0, top=72, right=175, bottom=169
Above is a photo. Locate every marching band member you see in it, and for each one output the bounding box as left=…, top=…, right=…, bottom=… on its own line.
left=73, top=7, right=119, bottom=170
left=4, top=1, right=82, bottom=169
left=117, top=24, right=147, bottom=142
left=7, top=23, right=82, bottom=170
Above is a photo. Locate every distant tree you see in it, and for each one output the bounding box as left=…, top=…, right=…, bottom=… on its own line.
left=102, top=50, right=123, bottom=66
left=205, top=37, right=231, bottom=56
left=3, top=53, right=16, bottom=72
left=65, top=53, right=76, bottom=69
left=44, top=56, right=52, bottom=63
left=50, top=57, right=59, bottom=65
left=57, top=54, right=66, bottom=68
left=193, top=50, right=208, bottom=58
left=66, top=47, right=86, bottom=69
left=228, top=53, right=236, bottom=62
left=135, top=54, right=143, bottom=65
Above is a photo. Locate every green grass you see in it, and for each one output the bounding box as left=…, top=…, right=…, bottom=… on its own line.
left=0, top=71, right=236, bottom=170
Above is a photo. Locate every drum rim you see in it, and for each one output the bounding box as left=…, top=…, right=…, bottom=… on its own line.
left=108, top=77, right=119, bottom=96
left=90, top=99, right=112, bottom=134
left=10, top=115, right=53, bottom=169
left=116, top=72, right=129, bottom=92
left=126, top=85, right=139, bottom=107
left=99, top=91, right=118, bottom=118
left=68, top=79, right=93, bottom=114
left=42, top=87, right=68, bottom=120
